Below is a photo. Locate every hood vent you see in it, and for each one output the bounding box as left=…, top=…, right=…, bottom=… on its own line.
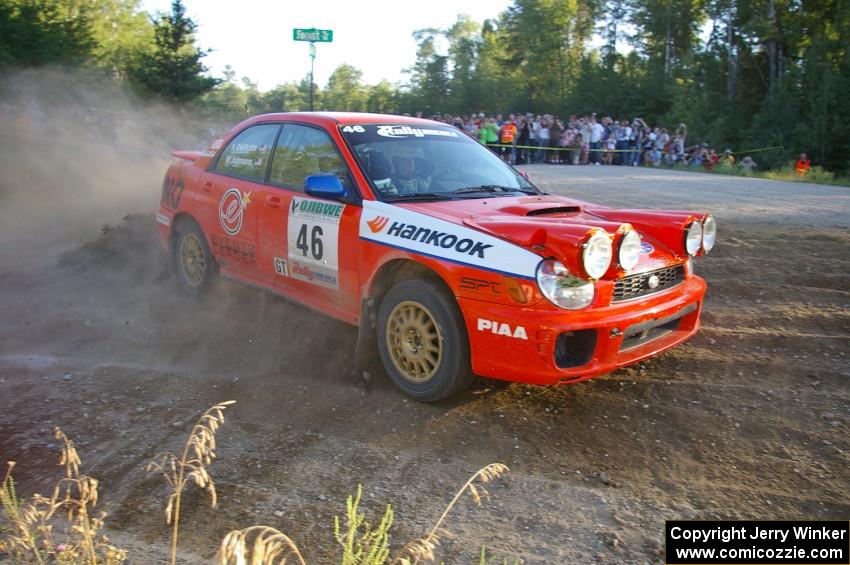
left=526, top=206, right=581, bottom=217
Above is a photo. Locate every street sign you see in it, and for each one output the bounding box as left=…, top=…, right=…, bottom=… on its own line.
left=293, top=28, right=333, bottom=42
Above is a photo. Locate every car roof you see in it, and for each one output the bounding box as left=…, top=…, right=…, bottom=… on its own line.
left=242, top=112, right=446, bottom=128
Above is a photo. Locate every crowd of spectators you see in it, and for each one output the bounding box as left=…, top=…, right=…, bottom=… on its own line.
left=418, top=111, right=762, bottom=173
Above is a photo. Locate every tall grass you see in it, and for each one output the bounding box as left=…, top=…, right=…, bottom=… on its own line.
left=146, top=400, right=235, bottom=565
left=0, top=430, right=126, bottom=564
left=2, top=402, right=516, bottom=564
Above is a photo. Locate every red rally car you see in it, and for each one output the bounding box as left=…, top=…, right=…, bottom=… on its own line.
left=156, top=113, right=716, bottom=401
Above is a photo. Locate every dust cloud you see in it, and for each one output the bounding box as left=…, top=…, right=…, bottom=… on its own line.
left=0, top=67, right=217, bottom=270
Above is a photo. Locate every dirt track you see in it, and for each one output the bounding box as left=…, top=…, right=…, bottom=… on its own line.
left=1, top=163, right=849, bottom=564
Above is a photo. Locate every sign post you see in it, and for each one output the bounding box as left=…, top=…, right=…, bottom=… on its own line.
left=293, top=28, right=333, bottom=111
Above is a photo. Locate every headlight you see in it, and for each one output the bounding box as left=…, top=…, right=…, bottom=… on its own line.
left=685, top=221, right=703, bottom=256
left=536, top=260, right=595, bottom=310
left=582, top=230, right=613, bottom=279
left=702, top=215, right=717, bottom=253
left=618, top=229, right=641, bottom=271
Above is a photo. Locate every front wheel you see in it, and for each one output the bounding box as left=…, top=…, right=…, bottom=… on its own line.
left=376, top=279, right=473, bottom=401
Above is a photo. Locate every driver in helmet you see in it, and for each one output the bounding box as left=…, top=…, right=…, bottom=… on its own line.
left=388, top=144, right=432, bottom=194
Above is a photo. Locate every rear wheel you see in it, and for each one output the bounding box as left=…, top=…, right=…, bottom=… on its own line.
left=173, top=220, right=215, bottom=295
left=377, top=279, right=473, bottom=401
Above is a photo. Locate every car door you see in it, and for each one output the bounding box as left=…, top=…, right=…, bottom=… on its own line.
left=257, top=123, right=361, bottom=317
left=196, top=123, right=280, bottom=282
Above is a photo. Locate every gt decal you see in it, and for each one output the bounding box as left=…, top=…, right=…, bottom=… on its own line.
left=477, top=319, right=528, bottom=340
left=360, top=201, right=541, bottom=279
left=219, top=188, right=251, bottom=236
left=273, top=257, right=288, bottom=276
left=287, top=196, right=345, bottom=289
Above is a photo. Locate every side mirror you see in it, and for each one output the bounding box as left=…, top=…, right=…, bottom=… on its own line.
left=305, top=175, right=347, bottom=199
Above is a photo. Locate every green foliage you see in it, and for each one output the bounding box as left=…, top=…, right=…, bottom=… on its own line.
left=1, top=0, right=847, bottom=173
left=126, top=0, right=217, bottom=103
left=333, top=484, right=393, bottom=565
left=323, top=64, right=368, bottom=112
left=0, top=0, right=95, bottom=66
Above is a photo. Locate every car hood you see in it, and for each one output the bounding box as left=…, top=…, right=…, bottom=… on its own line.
left=394, top=194, right=704, bottom=278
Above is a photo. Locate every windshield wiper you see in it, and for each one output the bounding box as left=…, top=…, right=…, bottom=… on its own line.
left=382, top=192, right=458, bottom=202
left=450, top=185, right=537, bottom=195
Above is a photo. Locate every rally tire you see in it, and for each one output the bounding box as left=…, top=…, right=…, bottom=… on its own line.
left=173, top=219, right=215, bottom=296
left=377, top=279, right=473, bottom=401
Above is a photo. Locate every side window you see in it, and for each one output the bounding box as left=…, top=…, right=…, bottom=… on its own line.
left=213, top=124, right=280, bottom=181
left=269, top=124, right=349, bottom=191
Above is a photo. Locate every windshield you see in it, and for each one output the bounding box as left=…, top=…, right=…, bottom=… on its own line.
left=339, top=124, right=539, bottom=201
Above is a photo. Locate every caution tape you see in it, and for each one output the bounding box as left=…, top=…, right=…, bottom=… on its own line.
left=479, top=141, right=784, bottom=156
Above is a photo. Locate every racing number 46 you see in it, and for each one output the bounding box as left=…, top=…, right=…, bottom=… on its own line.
left=296, top=223, right=323, bottom=260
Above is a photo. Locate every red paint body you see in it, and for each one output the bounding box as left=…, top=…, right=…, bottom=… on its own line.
left=156, top=113, right=709, bottom=386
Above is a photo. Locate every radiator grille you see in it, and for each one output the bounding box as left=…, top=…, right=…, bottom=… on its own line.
left=613, top=265, right=684, bottom=301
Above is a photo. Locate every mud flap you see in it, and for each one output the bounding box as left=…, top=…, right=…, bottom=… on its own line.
left=351, top=298, right=382, bottom=382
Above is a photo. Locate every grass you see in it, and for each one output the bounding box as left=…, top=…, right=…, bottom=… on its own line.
left=0, top=431, right=126, bottom=564
left=656, top=160, right=850, bottom=187
left=146, top=400, right=236, bottom=565
left=1, top=402, right=516, bottom=564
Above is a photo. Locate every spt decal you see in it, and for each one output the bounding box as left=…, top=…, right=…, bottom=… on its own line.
left=218, top=188, right=251, bottom=236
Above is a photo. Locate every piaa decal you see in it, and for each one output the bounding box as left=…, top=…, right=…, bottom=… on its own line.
left=477, top=319, right=528, bottom=340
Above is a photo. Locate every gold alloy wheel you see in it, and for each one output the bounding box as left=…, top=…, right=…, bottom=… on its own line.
left=179, top=233, right=206, bottom=287
left=386, top=300, right=443, bottom=383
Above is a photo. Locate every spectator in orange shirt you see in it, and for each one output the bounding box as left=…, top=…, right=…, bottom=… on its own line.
left=499, top=119, right=517, bottom=163
left=795, top=153, right=811, bottom=176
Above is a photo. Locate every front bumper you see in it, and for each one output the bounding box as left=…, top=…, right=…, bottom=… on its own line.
left=458, top=275, right=707, bottom=385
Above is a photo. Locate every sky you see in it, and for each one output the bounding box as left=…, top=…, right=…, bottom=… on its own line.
left=140, top=0, right=513, bottom=92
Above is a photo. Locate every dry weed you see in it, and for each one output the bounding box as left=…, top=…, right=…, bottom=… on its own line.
left=146, top=400, right=236, bottom=565
left=393, top=463, right=510, bottom=565
left=218, top=525, right=306, bottom=565
left=0, top=430, right=126, bottom=565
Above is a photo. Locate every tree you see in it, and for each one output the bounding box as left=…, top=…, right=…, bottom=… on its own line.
left=322, top=64, right=367, bottom=111
left=406, top=28, right=450, bottom=113
left=127, top=0, right=217, bottom=103
left=0, top=0, right=95, bottom=67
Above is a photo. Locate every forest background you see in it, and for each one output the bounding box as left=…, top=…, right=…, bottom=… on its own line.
left=1, top=0, right=848, bottom=173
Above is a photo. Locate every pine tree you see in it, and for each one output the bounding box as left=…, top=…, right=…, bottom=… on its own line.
left=128, top=0, right=217, bottom=103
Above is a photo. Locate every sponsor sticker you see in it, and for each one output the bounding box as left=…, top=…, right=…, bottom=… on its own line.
left=376, top=125, right=459, bottom=139
left=211, top=234, right=256, bottom=264
left=273, top=257, right=288, bottom=277
left=155, top=212, right=171, bottom=226
left=359, top=201, right=541, bottom=280
left=219, top=188, right=251, bottom=236
left=477, top=319, right=528, bottom=340
left=640, top=241, right=654, bottom=254
left=161, top=175, right=184, bottom=209
left=460, top=277, right=502, bottom=296
left=287, top=197, right=345, bottom=289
